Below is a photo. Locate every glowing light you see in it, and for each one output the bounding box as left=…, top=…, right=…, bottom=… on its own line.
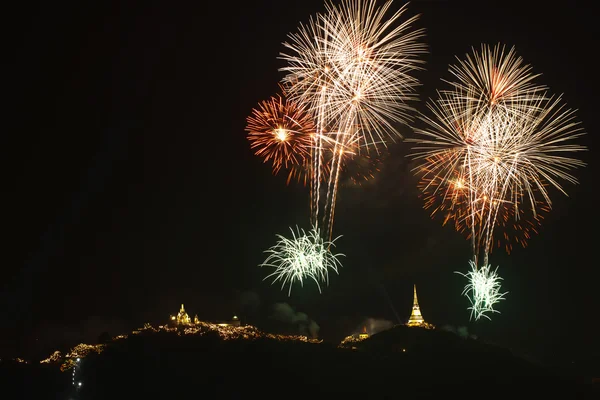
left=274, top=127, right=288, bottom=141
left=260, top=224, right=344, bottom=295
left=59, top=343, right=105, bottom=372
left=40, top=351, right=62, bottom=364
left=455, top=260, right=508, bottom=321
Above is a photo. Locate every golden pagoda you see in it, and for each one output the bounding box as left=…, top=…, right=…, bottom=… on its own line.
left=406, top=285, right=434, bottom=329
left=176, top=304, right=191, bottom=326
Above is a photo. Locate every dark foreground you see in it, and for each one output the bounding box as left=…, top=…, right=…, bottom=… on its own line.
left=2, top=325, right=598, bottom=399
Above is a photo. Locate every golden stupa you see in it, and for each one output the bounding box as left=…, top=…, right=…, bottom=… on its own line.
left=406, top=285, right=434, bottom=329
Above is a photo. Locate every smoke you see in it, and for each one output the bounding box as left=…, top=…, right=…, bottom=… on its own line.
left=357, top=317, right=394, bottom=335
left=441, top=324, right=477, bottom=340
left=270, top=303, right=320, bottom=339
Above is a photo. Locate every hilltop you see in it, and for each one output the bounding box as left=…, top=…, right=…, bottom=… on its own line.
left=1, top=320, right=596, bottom=399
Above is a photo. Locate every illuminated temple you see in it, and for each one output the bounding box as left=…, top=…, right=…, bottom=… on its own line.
left=169, top=304, right=240, bottom=328
left=358, top=326, right=369, bottom=340
left=169, top=304, right=193, bottom=326
left=177, top=304, right=191, bottom=325
left=406, top=285, right=435, bottom=329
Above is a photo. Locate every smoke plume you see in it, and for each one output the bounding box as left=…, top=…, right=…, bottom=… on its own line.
left=356, top=317, right=394, bottom=336
left=441, top=324, right=477, bottom=339
left=270, top=302, right=320, bottom=338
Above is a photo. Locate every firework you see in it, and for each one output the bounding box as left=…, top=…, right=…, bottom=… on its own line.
left=279, top=0, right=427, bottom=239
left=455, top=261, right=507, bottom=321
left=412, top=89, right=586, bottom=261
left=409, top=43, right=586, bottom=320
left=246, top=92, right=315, bottom=183
left=410, top=44, right=586, bottom=260
left=260, top=225, right=344, bottom=296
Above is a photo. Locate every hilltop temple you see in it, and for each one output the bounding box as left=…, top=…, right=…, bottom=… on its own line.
left=169, top=304, right=192, bottom=326
left=169, top=304, right=239, bottom=327
left=406, top=285, right=435, bottom=329
left=177, top=304, right=191, bottom=325
left=358, top=326, right=369, bottom=340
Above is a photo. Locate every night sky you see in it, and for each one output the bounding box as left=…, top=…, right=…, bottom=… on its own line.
left=4, top=1, right=598, bottom=363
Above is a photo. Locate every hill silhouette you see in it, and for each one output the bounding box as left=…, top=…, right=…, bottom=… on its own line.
left=1, top=323, right=597, bottom=399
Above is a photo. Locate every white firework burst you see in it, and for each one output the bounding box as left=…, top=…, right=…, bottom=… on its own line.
left=260, top=225, right=344, bottom=295
left=455, top=260, right=508, bottom=321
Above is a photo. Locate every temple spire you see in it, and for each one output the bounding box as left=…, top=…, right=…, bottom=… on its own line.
left=407, top=284, right=425, bottom=327
left=413, top=284, right=419, bottom=307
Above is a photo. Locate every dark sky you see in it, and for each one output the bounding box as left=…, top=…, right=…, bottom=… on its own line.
left=4, top=1, right=598, bottom=363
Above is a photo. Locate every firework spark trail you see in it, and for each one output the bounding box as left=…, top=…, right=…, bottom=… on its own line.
left=409, top=43, right=587, bottom=319
left=443, top=44, right=548, bottom=123
left=416, top=163, right=548, bottom=254
left=260, top=225, right=345, bottom=296
left=317, top=0, right=426, bottom=238
left=322, top=124, right=360, bottom=240
left=470, top=97, right=585, bottom=265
